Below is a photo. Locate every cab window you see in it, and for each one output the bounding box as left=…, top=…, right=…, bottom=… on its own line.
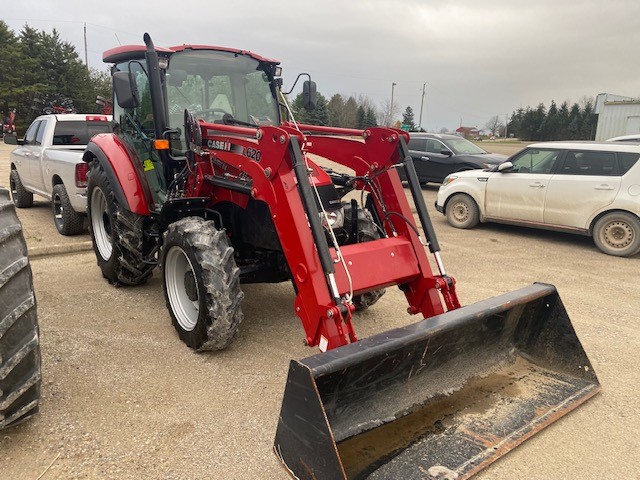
left=23, top=121, right=42, bottom=146
left=408, top=138, right=426, bottom=151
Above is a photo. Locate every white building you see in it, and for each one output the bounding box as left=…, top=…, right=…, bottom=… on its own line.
left=594, top=93, right=640, bottom=141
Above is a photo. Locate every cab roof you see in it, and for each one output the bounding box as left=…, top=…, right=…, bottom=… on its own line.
left=102, top=44, right=280, bottom=66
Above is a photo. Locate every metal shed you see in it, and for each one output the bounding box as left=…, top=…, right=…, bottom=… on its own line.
left=594, top=93, right=640, bottom=140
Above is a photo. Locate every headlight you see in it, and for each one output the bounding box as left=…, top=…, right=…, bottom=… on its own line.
left=321, top=208, right=344, bottom=230
left=442, top=175, right=458, bottom=186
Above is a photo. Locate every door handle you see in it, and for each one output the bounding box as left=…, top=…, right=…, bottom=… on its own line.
left=24, top=151, right=31, bottom=157
left=420, top=156, right=429, bottom=161
left=529, top=182, right=545, bottom=188
left=595, top=185, right=614, bottom=191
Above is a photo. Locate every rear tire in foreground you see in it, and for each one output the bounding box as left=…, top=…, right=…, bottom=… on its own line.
left=445, top=193, right=480, bottom=229
left=87, top=160, right=154, bottom=286
left=592, top=212, right=640, bottom=257
left=161, top=217, right=244, bottom=351
left=0, top=187, right=41, bottom=430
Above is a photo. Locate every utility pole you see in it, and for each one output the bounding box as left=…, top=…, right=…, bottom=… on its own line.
left=504, top=113, right=509, bottom=139
left=83, top=23, right=89, bottom=69
left=389, top=82, right=396, bottom=127
left=418, top=82, right=426, bottom=131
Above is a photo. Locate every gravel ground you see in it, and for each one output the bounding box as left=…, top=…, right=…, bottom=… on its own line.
left=1, top=140, right=639, bottom=479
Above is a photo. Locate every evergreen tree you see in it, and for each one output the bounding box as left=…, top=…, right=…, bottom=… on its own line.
left=327, top=93, right=346, bottom=127
left=363, top=107, right=378, bottom=128
left=356, top=105, right=366, bottom=129
left=402, top=106, right=416, bottom=131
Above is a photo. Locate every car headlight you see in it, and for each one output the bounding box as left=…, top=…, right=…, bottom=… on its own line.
left=321, top=208, right=344, bottom=230
left=442, top=175, right=458, bottom=186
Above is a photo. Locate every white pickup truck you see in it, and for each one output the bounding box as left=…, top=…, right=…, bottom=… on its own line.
left=9, top=114, right=112, bottom=235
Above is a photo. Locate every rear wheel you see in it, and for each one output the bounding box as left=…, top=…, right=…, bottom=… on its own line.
left=0, top=187, right=41, bottom=430
left=592, top=212, right=640, bottom=257
left=87, top=161, right=154, bottom=285
left=445, top=193, right=480, bottom=229
left=52, top=183, right=85, bottom=235
left=9, top=170, right=33, bottom=208
left=341, top=203, right=386, bottom=310
left=161, top=217, right=244, bottom=351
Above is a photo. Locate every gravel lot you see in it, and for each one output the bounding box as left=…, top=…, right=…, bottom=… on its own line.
left=1, top=140, right=639, bottom=479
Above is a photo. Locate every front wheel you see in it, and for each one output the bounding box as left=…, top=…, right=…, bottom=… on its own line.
left=161, top=217, right=244, bottom=351
left=52, top=184, right=85, bottom=235
left=592, top=212, right=640, bottom=257
left=445, top=193, right=480, bottom=229
left=87, top=161, right=154, bottom=285
left=9, top=170, right=33, bottom=208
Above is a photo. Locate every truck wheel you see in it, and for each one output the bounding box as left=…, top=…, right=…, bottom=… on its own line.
left=87, top=161, right=154, bottom=286
left=341, top=204, right=386, bottom=310
left=161, top=217, right=244, bottom=351
left=446, top=193, right=480, bottom=229
left=51, top=184, right=85, bottom=235
left=592, top=212, right=640, bottom=257
left=0, top=187, right=41, bottom=430
left=9, top=170, right=33, bottom=208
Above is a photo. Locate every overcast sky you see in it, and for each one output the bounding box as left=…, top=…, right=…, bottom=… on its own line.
left=3, top=1, right=640, bottom=131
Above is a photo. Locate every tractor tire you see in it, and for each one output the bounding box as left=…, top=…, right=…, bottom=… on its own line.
left=592, top=212, right=640, bottom=257
left=52, top=184, right=85, bottom=235
left=161, top=217, right=244, bottom=351
left=445, top=193, right=480, bottom=229
left=0, top=187, right=41, bottom=430
left=341, top=203, right=386, bottom=310
left=87, top=161, right=154, bottom=286
left=9, top=170, right=33, bottom=208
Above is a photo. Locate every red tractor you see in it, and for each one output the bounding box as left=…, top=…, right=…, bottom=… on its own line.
left=84, top=34, right=599, bottom=479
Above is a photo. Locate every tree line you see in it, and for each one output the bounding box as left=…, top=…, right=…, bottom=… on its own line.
left=506, top=99, right=597, bottom=141
left=291, top=92, right=379, bottom=129
left=0, top=21, right=111, bottom=133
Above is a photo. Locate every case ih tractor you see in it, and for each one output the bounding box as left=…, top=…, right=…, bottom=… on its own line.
left=83, top=34, right=599, bottom=479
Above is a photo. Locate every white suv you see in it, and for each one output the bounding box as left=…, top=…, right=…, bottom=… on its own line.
left=435, top=141, right=640, bottom=256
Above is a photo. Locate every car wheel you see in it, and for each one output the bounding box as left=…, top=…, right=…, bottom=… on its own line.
left=445, top=193, right=480, bottom=229
left=592, top=212, right=640, bottom=257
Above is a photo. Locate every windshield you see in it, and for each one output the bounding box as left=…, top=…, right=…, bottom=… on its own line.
left=443, top=137, right=488, bottom=155
left=165, top=50, right=279, bottom=130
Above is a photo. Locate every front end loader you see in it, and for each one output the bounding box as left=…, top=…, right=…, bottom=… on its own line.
left=85, top=34, right=600, bottom=479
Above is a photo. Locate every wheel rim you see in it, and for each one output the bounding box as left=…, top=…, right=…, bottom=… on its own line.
left=451, top=201, right=470, bottom=223
left=90, top=187, right=113, bottom=261
left=53, top=191, right=64, bottom=229
left=9, top=174, right=17, bottom=199
left=602, top=220, right=634, bottom=250
left=165, top=246, right=200, bottom=331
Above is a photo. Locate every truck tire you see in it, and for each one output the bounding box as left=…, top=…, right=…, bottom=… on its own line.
left=592, top=212, right=640, bottom=257
left=9, top=170, right=33, bottom=208
left=445, top=193, right=480, bottom=229
left=161, top=217, right=244, bottom=351
left=0, top=187, right=41, bottom=430
left=51, top=184, right=85, bottom=235
left=87, top=161, right=154, bottom=286
left=341, top=203, right=386, bottom=310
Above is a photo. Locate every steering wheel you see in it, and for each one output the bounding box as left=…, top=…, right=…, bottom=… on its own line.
left=194, top=108, right=230, bottom=122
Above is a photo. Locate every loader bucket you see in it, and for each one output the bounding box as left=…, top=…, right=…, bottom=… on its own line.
left=274, top=283, right=599, bottom=480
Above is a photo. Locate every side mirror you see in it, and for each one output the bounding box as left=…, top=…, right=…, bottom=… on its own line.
left=113, top=71, right=140, bottom=109
left=498, top=161, right=514, bottom=172
left=3, top=135, right=19, bottom=145
left=441, top=149, right=453, bottom=156
left=303, top=80, right=317, bottom=110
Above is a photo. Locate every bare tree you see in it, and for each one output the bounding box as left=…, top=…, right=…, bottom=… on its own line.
left=484, top=115, right=504, bottom=136
left=378, top=98, right=401, bottom=127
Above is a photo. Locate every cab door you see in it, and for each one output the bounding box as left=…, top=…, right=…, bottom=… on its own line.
left=12, top=120, right=44, bottom=190
left=485, top=148, right=562, bottom=223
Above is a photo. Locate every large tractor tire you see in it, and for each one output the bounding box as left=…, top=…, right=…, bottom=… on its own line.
left=341, top=203, right=386, bottom=310
left=87, top=161, right=154, bottom=286
left=161, top=217, right=244, bottom=351
left=0, top=187, right=41, bottom=430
